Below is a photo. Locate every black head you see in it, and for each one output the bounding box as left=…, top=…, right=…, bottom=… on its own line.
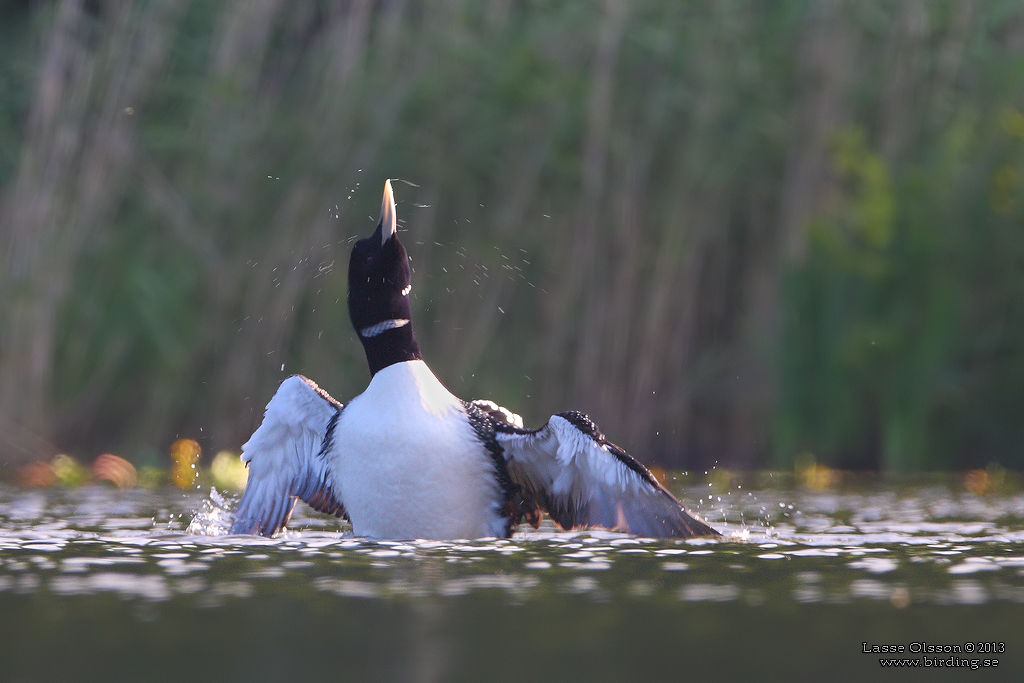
left=348, top=179, right=422, bottom=375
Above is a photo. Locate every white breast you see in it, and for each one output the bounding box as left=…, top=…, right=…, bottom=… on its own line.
left=331, top=360, right=505, bottom=540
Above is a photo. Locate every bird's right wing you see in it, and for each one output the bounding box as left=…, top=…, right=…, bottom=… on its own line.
left=230, top=375, right=346, bottom=536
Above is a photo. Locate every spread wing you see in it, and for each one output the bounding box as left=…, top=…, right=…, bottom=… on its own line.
left=472, top=402, right=718, bottom=538
left=230, top=375, right=346, bottom=536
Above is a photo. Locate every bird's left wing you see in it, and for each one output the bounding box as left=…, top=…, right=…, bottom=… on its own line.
left=230, top=375, right=346, bottom=536
left=473, top=402, right=719, bottom=538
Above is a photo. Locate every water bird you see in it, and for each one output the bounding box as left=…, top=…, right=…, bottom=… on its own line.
left=230, top=180, right=719, bottom=540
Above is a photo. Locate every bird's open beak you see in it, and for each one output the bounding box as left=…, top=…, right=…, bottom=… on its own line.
left=379, top=179, right=396, bottom=246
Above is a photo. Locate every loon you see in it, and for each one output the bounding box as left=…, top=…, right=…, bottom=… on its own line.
left=230, top=180, right=719, bottom=540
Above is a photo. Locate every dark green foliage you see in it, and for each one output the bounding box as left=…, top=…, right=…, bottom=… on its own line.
left=2, top=0, right=1024, bottom=471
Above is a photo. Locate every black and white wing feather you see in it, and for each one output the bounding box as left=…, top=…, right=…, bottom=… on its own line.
left=476, top=403, right=718, bottom=538
left=230, top=375, right=346, bottom=536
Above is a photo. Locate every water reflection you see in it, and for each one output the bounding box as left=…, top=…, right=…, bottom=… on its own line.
left=0, top=481, right=1022, bottom=610
left=1, top=481, right=1022, bottom=680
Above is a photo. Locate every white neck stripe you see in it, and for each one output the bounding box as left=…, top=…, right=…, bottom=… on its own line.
left=360, top=318, right=410, bottom=338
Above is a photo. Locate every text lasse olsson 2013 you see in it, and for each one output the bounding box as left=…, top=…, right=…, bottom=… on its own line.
left=864, top=641, right=1003, bottom=669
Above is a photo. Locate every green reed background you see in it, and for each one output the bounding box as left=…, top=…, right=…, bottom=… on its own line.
left=1, top=0, right=1023, bottom=472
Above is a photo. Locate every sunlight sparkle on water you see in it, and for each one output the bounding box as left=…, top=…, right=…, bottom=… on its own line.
left=0, top=480, right=1021, bottom=608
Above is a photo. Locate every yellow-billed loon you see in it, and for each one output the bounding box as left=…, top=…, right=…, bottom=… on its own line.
left=230, top=180, right=719, bottom=540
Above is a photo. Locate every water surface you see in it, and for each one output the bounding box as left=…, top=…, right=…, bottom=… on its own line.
left=0, top=478, right=1021, bottom=681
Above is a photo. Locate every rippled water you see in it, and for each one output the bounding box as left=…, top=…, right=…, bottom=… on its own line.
left=1, top=478, right=1022, bottom=681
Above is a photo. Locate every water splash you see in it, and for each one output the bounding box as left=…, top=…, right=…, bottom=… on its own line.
left=185, top=487, right=236, bottom=536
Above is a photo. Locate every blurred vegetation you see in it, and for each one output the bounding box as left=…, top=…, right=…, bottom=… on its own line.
left=1, top=0, right=1024, bottom=473
left=14, top=445, right=248, bottom=492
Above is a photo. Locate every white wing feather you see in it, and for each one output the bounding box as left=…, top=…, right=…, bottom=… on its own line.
left=230, top=375, right=345, bottom=536
left=496, top=414, right=718, bottom=538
